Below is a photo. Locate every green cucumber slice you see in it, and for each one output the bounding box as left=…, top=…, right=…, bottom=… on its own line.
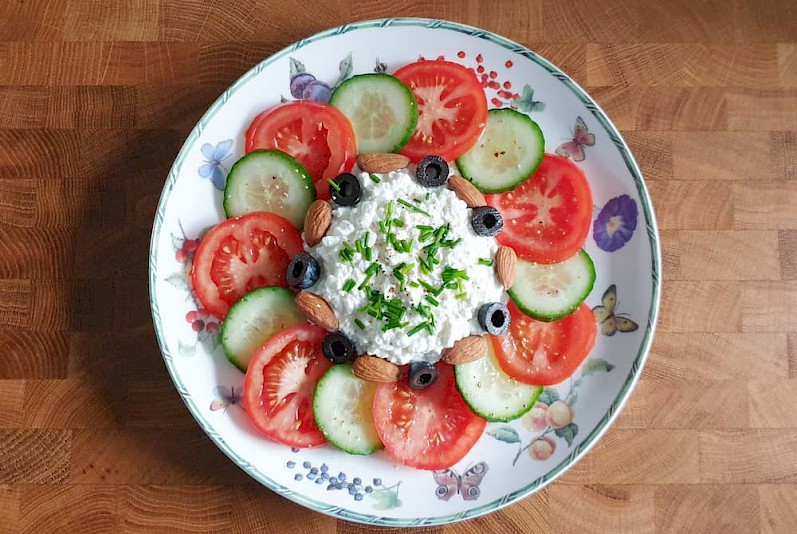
left=455, top=337, right=542, bottom=422
left=508, top=249, right=596, bottom=322
left=221, top=287, right=302, bottom=371
left=329, top=73, right=418, bottom=153
left=313, top=363, right=383, bottom=455
left=223, top=149, right=315, bottom=229
left=455, top=108, right=545, bottom=193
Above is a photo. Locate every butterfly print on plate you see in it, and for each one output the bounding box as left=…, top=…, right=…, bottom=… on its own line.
left=433, top=462, right=488, bottom=501
left=210, top=386, right=242, bottom=412
left=592, top=285, right=639, bottom=336
left=556, top=116, right=595, bottom=162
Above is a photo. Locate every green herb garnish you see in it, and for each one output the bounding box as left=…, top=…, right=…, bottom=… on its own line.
left=424, top=295, right=440, bottom=307
left=397, top=198, right=431, bottom=217
left=328, top=178, right=341, bottom=192
left=358, top=262, right=381, bottom=290
left=478, top=257, right=494, bottom=266
left=369, top=173, right=381, bottom=184
left=342, top=279, right=356, bottom=292
left=407, top=322, right=429, bottom=337
left=355, top=318, right=365, bottom=330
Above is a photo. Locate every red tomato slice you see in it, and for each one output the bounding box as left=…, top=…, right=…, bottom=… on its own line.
left=493, top=302, right=597, bottom=386
left=394, top=60, right=487, bottom=163
left=245, top=101, right=357, bottom=200
left=243, top=325, right=332, bottom=448
left=373, top=363, right=486, bottom=470
left=190, top=212, right=303, bottom=318
left=486, top=154, right=593, bottom=264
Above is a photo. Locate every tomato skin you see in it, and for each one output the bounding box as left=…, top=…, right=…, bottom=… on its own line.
left=190, top=212, right=303, bottom=318
left=245, top=101, right=357, bottom=200
left=486, top=154, right=593, bottom=264
left=372, top=363, right=486, bottom=470
left=394, top=60, right=488, bottom=163
left=243, top=325, right=332, bottom=448
left=493, top=302, right=597, bottom=386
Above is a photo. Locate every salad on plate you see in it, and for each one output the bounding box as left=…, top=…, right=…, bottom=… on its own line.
left=187, top=57, right=600, bottom=471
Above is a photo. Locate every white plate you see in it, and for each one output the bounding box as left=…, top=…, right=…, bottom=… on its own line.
left=149, top=18, right=661, bottom=526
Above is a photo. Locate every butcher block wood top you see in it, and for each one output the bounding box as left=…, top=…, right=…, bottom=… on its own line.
left=0, top=0, right=796, bottom=532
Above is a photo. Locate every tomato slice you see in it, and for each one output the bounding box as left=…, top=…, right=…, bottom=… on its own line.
left=394, top=60, right=487, bottom=163
left=190, top=212, right=303, bottom=318
left=486, top=154, right=593, bottom=264
left=493, top=302, right=597, bottom=386
left=243, top=325, right=332, bottom=448
left=373, top=363, right=486, bottom=470
left=245, top=101, right=357, bottom=200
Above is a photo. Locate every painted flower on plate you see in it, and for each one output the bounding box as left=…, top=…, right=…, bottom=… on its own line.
left=198, top=140, right=233, bottom=191
left=593, top=194, right=638, bottom=252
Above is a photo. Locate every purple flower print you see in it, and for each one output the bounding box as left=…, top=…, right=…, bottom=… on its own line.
left=593, top=194, right=638, bottom=252
left=287, top=54, right=352, bottom=104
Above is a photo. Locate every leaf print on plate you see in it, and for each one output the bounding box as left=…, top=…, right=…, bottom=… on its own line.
left=556, top=116, right=595, bottom=162
left=593, top=285, right=640, bottom=336
left=487, top=426, right=521, bottom=444
left=593, top=195, right=638, bottom=252
left=198, top=140, right=233, bottom=191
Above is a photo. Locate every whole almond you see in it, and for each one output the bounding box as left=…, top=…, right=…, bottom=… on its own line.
left=353, top=355, right=401, bottom=382
left=495, top=246, right=517, bottom=289
left=303, top=200, right=332, bottom=247
left=295, top=291, right=339, bottom=330
left=441, top=335, right=487, bottom=365
left=357, top=153, right=410, bottom=173
left=448, top=175, right=486, bottom=208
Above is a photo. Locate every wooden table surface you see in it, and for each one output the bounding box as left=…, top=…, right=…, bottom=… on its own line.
left=1, top=0, right=796, bottom=532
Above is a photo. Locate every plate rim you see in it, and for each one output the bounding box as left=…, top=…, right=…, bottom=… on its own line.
left=148, top=16, right=662, bottom=527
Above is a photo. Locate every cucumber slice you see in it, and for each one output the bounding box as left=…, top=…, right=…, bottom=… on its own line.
left=329, top=73, right=418, bottom=153
left=221, top=287, right=302, bottom=371
left=455, top=337, right=542, bottom=422
left=456, top=108, right=545, bottom=193
left=223, top=149, right=315, bottom=229
left=313, top=363, right=383, bottom=455
left=509, top=249, right=596, bottom=322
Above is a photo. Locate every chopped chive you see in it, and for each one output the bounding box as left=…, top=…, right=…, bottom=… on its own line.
left=369, top=173, right=381, bottom=183
left=425, top=192, right=431, bottom=200
left=424, top=322, right=435, bottom=335
left=478, top=257, right=494, bottom=266
left=407, top=323, right=428, bottom=337
left=363, top=231, right=370, bottom=247
left=397, top=198, right=431, bottom=217
left=424, top=295, right=440, bottom=307
left=409, top=280, right=420, bottom=288
left=358, top=263, right=381, bottom=290
left=355, top=318, right=365, bottom=330
left=456, top=292, right=467, bottom=300
left=392, top=218, right=405, bottom=228
left=386, top=200, right=394, bottom=220
left=419, top=280, right=436, bottom=293
left=364, top=247, right=373, bottom=261
left=342, top=279, right=356, bottom=292
left=356, top=240, right=364, bottom=254
left=328, top=178, right=341, bottom=191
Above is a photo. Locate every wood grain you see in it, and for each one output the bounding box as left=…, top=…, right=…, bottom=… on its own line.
left=0, top=0, right=795, bottom=531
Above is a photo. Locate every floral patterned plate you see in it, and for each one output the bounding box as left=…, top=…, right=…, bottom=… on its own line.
left=149, top=18, right=661, bottom=526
